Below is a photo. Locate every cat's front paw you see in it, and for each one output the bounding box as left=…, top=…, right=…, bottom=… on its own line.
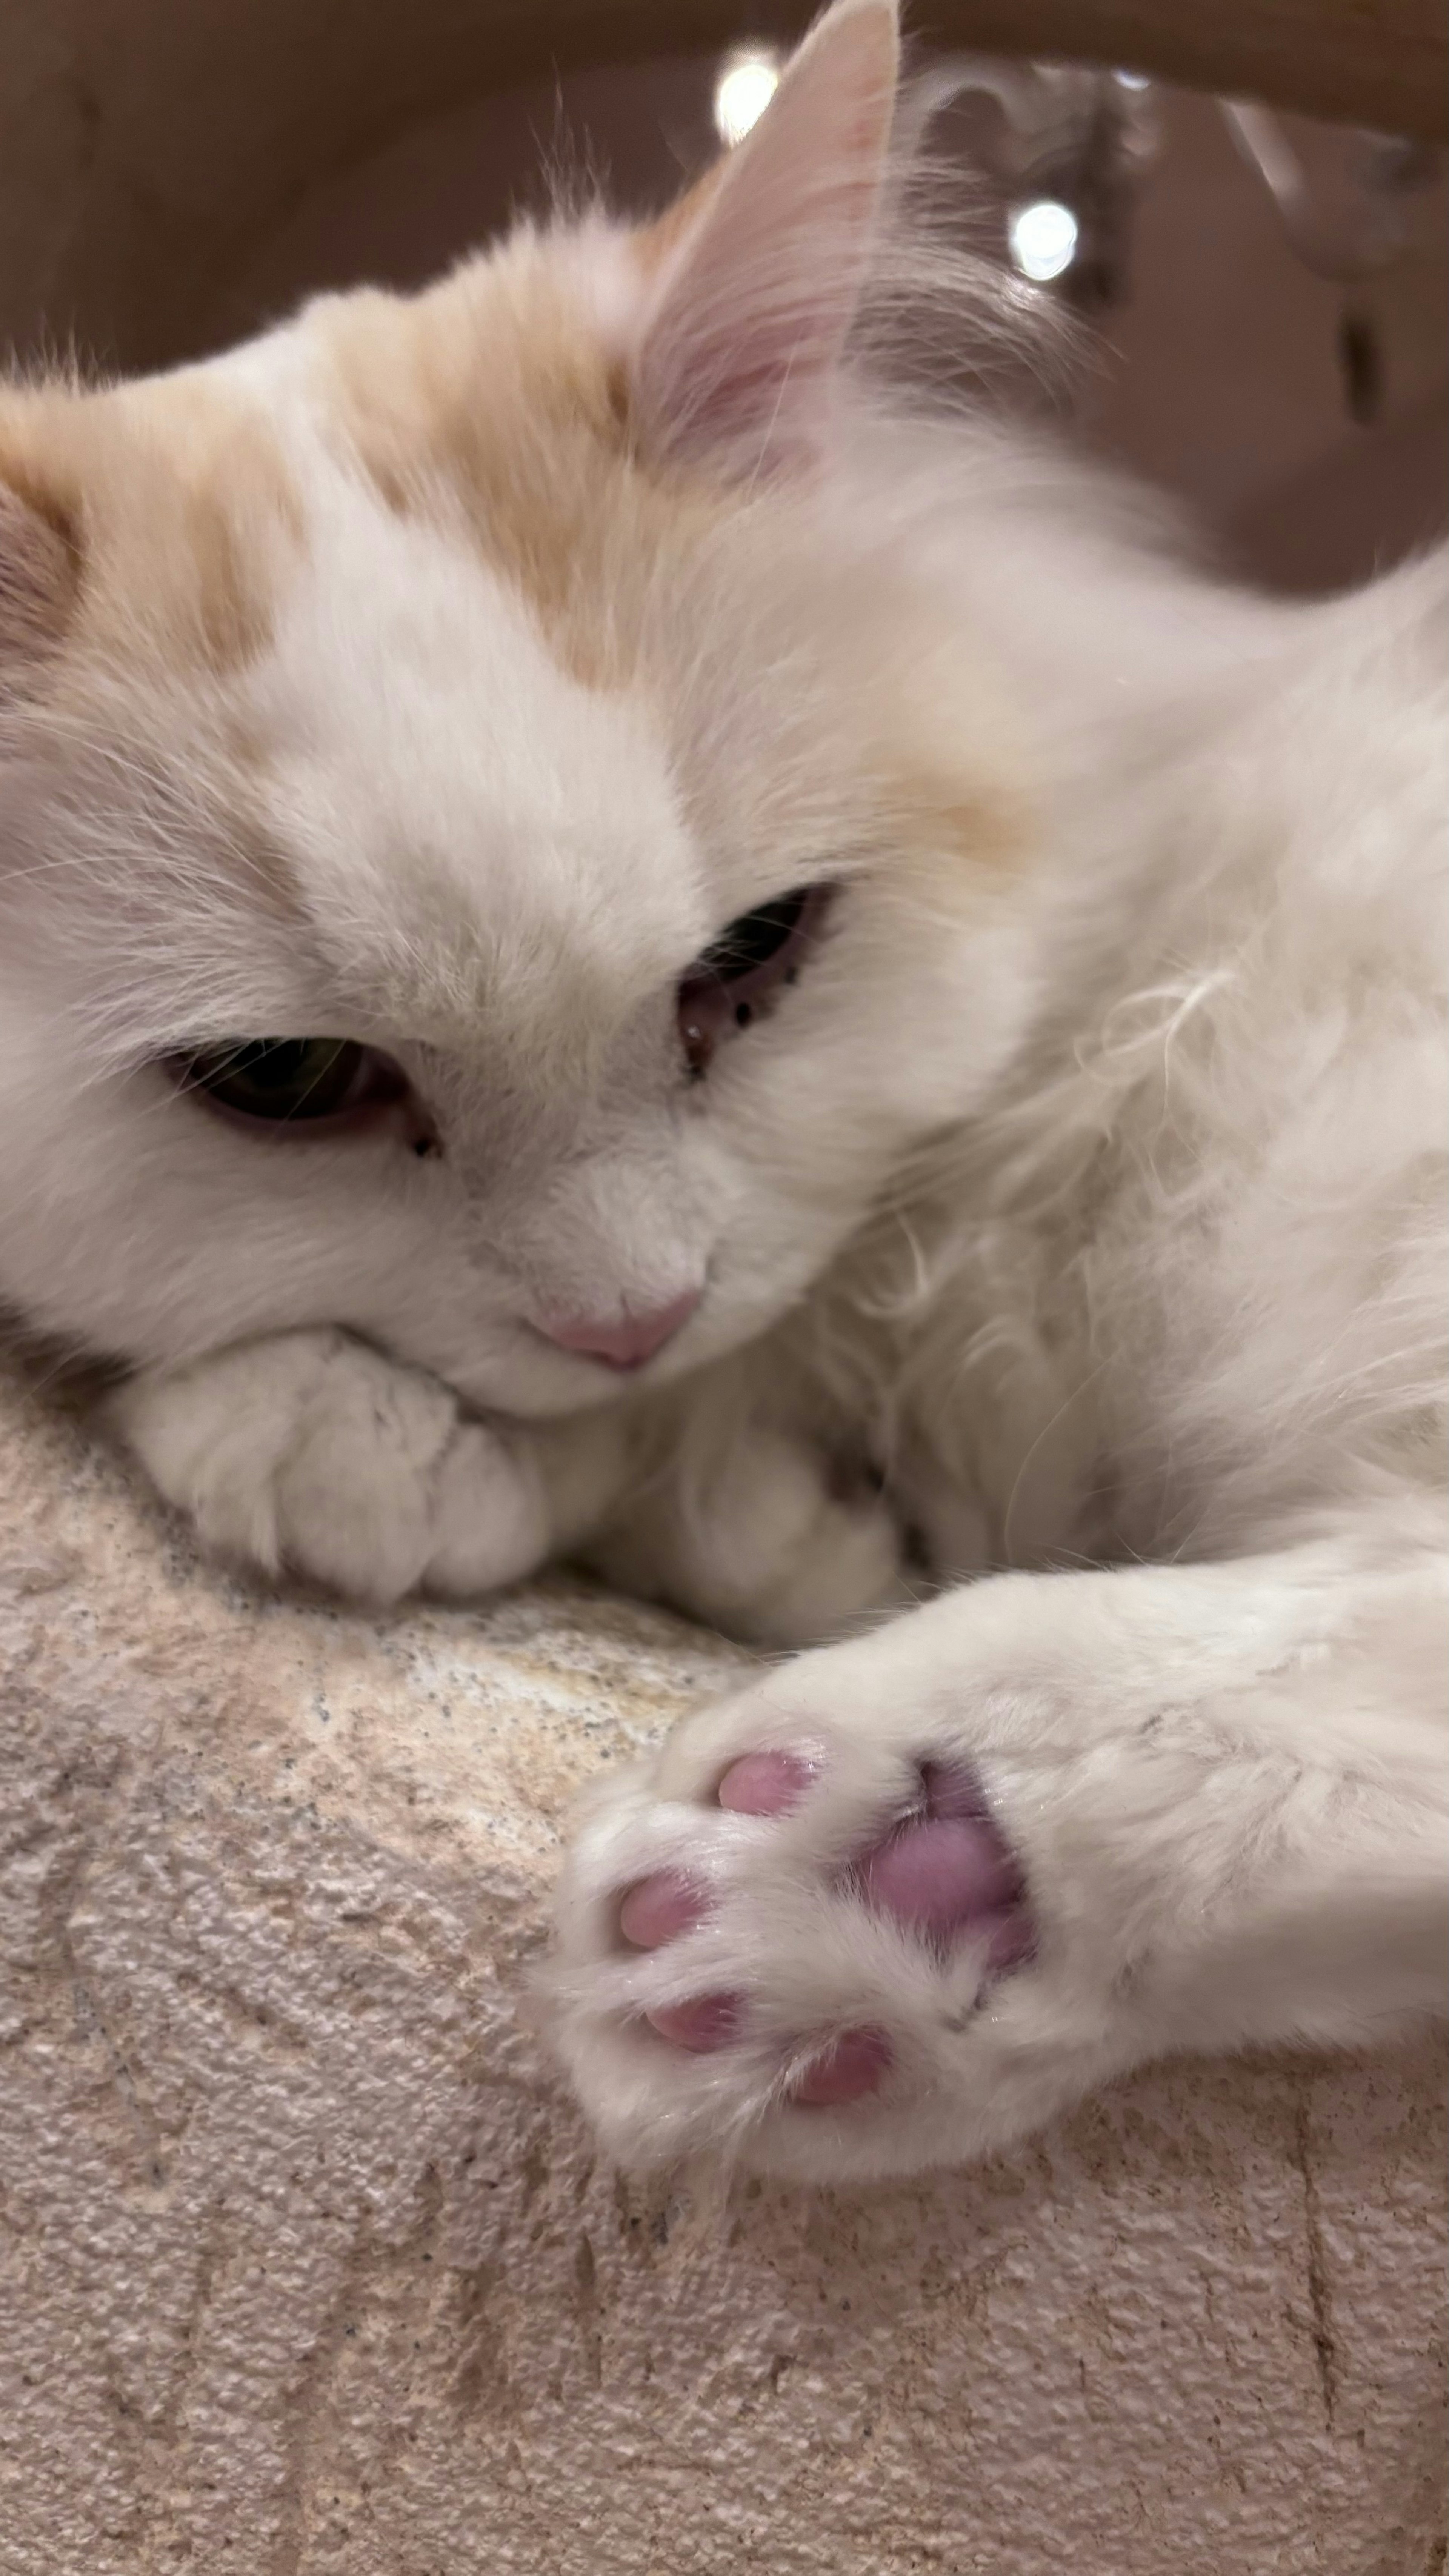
left=546, top=1642, right=1131, bottom=2184
left=109, top=1329, right=551, bottom=1603
left=551, top=1545, right=1449, bottom=2179
left=588, top=1424, right=912, bottom=1648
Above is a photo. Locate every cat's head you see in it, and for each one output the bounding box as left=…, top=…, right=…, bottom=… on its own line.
left=0, top=0, right=1031, bottom=1417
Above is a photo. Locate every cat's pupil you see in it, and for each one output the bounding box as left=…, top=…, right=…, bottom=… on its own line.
left=237, top=1041, right=321, bottom=1093
left=696, top=890, right=809, bottom=984
left=189, top=1038, right=361, bottom=1120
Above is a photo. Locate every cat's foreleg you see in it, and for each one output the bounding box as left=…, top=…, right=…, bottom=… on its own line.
left=548, top=1507, right=1448, bottom=2181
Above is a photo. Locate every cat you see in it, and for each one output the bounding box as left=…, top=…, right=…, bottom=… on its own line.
left=0, top=0, right=1443, bottom=2184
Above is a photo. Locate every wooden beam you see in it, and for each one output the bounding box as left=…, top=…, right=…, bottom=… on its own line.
left=536, top=0, right=1446, bottom=140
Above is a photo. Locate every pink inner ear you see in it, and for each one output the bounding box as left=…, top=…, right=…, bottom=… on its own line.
left=630, top=0, right=899, bottom=477
left=0, top=487, right=77, bottom=677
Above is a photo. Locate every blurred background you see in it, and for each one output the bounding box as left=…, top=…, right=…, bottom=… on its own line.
left=213, top=45, right=1447, bottom=600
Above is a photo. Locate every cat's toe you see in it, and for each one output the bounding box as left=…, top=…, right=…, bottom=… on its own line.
left=618, top=1871, right=709, bottom=1946
left=716, top=1748, right=818, bottom=1813
left=646, top=1993, right=744, bottom=2050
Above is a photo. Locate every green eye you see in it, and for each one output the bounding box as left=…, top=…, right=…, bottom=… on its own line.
left=182, top=1038, right=373, bottom=1124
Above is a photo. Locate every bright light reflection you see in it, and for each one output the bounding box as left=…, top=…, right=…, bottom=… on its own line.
left=1008, top=197, right=1080, bottom=283
left=714, top=47, right=781, bottom=146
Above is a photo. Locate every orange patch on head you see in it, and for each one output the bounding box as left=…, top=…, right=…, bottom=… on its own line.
left=302, top=216, right=1036, bottom=905
left=311, top=233, right=725, bottom=692
left=116, top=374, right=304, bottom=672
left=0, top=481, right=79, bottom=692
left=0, top=370, right=300, bottom=689
left=0, top=374, right=309, bottom=952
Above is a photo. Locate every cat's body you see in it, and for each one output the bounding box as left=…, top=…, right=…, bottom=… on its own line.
left=1, top=0, right=1443, bottom=2179
left=604, top=491, right=1447, bottom=1623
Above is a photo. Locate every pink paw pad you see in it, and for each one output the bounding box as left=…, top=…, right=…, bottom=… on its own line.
left=647, top=1993, right=741, bottom=2052
left=618, top=1871, right=707, bottom=1949
left=717, top=1749, right=817, bottom=1815
left=855, top=1814, right=1018, bottom=1923
left=849, top=1759, right=1032, bottom=1968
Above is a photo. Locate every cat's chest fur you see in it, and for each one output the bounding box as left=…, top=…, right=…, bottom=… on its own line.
left=750, top=1197, right=1115, bottom=1588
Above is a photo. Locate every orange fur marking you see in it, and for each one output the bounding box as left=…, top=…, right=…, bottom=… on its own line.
left=0, top=483, right=79, bottom=691
left=0, top=372, right=300, bottom=683
left=314, top=236, right=725, bottom=692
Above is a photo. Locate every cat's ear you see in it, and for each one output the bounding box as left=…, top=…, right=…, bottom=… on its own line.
left=629, top=0, right=899, bottom=478
left=0, top=477, right=78, bottom=694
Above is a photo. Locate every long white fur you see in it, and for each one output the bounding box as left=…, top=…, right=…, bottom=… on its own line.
left=0, top=0, right=1443, bottom=2179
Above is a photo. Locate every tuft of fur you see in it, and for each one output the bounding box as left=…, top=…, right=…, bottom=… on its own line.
left=0, top=0, right=1443, bottom=2180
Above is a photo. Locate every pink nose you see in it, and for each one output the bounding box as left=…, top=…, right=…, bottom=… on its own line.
left=543, top=1289, right=702, bottom=1371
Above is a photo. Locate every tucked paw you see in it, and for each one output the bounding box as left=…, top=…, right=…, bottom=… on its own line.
left=587, top=1426, right=911, bottom=1647
left=109, top=1329, right=550, bottom=1603
left=548, top=1703, right=1060, bottom=2183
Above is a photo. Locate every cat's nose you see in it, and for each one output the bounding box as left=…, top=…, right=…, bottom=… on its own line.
left=543, top=1289, right=702, bottom=1371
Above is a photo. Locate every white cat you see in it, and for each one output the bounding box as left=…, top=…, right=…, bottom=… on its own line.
left=0, top=0, right=1442, bottom=2183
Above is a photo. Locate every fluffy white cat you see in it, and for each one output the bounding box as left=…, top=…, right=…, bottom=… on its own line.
left=0, top=0, right=1443, bottom=2182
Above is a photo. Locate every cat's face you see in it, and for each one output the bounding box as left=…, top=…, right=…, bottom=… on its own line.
left=0, top=0, right=1028, bottom=1417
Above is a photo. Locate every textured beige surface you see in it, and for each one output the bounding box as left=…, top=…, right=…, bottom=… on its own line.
left=0, top=1363, right=1445, bottom=2575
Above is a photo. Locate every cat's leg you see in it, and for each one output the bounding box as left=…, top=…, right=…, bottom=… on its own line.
left=548, top=1504, right=1448, bottom=2181
left=108, top=1329, right=626, bottom=1603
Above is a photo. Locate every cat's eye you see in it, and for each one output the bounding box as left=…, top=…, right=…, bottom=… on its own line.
left=175, top=1037, right=410, bottom=1133
left=677, top=883, right=832, bottom=1075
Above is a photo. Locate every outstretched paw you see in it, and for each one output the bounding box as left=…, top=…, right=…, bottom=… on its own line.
left=548, top=1698, right=1055, bottom=2183
left=551, top=1542, right=1446, bottom=2178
